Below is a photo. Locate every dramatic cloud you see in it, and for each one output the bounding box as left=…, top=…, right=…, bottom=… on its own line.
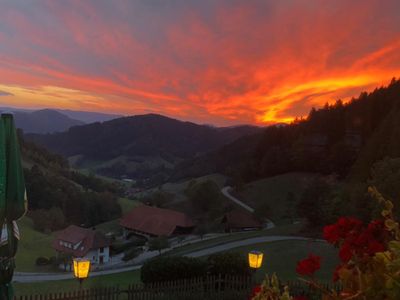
left=0, top=90, right=13, bottom=97
left=0, top=0, right=399, bottom=125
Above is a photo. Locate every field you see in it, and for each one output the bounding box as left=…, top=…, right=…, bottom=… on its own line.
left=96, top=198, right=141, bottom=235
left=138, top=173, right=227, bottom=204
left=166, top=223, right=303, bottom=257
left=118, top=197, right=142, bottom=214
left=16, top=216, right=56, bottom=272
left=236, top=172, right=318, bottom=224
left=225, top=239, right=339, bottom=282
left=70, top=155, right=174, bottom=178
left=14, top=270, right=141, bottom=297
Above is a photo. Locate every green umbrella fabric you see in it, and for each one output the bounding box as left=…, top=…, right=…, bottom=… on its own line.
left=0, top=114, right=27, bottom=299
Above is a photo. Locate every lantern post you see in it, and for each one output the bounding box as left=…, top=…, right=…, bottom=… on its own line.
left=73, top=258, right=91, bottom=289
left=248, top=250, right=264, bottom=284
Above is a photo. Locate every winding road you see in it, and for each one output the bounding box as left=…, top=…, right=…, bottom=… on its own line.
left=14, top=236, right=318, bottom=283
left=14, top=187, right=294, bottom=283
left=221, top=186, right=275, bottom=229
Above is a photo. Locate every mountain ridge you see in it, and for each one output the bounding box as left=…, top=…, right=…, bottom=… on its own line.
left=25, top=113, right=262, bottom=181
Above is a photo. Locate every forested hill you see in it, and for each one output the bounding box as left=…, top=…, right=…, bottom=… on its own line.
left=26, top=114, right=261, bottom=160
left=25, top=114, right=261, bottom=181
left=2, top=109, right=84, bottom=134
left=173, top=78, right=400, bottom=183
left=20, top=134, right=122, bottom=232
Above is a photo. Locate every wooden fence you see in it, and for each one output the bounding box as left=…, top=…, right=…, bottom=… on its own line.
left=15, top=276, right=342, bottom=300
left=14, top=275, right=253, bottom=300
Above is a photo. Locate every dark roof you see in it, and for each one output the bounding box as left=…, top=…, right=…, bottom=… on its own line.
left=223, top=210, right=262, bottom=229
left=52, top=225, right=111, bottom=257
left=120, top=205, right=194, bottom=236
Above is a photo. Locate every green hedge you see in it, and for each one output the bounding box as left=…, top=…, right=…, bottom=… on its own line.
left=141, top=256, right=207, bottom=283
left=141, top=252, right=250, bottom=283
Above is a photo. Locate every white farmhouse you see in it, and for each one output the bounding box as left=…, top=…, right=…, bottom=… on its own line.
left=53, top=225, right=111, bottom=265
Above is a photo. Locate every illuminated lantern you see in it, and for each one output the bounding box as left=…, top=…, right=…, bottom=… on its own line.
left=248, top=251, right=263, bottom=269
left=73, top=258, right=91, bottom=283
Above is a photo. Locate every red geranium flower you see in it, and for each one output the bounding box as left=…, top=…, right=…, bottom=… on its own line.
left=367, top=240, right=385, bottom=255
left=248, top=285, right=262, bottom=299
left=333, top=264, right=344, bottom=282
left=323, top=224, right=340, bottom=244
left=339, top=243, right=353, bottom=262
left=296, top=254, right=321, bottom=276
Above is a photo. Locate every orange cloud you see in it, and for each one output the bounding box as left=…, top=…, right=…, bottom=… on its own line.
left=0, top=0, right=399, bottom=125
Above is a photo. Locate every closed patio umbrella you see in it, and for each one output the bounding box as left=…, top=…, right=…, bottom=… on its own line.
left=0, top=114, right=27, bottom=299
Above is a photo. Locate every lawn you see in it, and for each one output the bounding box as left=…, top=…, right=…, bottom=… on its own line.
left=236, top=172, right=318, bottom=225
left=96, top=198, right=141, bottom=235
left=166, top=223, right=303, bottom=257
left=118, top=197, right=141, bottom=214
left=217, top=239, right=339, bottom=282
left=14, top=269, right=141, bottom=297
left=15, top=216, right=56, bottom=272
left=138, top=173, right=227, bottom=204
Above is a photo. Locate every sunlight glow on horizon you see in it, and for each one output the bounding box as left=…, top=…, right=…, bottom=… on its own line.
left=0, top=0, right=399, bottom=125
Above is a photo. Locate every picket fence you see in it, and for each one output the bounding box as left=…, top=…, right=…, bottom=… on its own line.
left=14, top=275, right=253, bottom=300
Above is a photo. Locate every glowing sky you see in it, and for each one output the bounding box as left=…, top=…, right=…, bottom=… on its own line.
left=0, top=0, right=399, bottom=125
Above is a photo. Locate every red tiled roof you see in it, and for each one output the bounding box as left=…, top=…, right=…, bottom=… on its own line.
left=223, top=210, right=262, bottom=229
left=52, top=225, right=110, bottom=257
left=120, top=205, right=194, bottom=236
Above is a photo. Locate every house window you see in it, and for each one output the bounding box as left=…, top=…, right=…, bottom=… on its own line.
left=99, top=247, right=104, bottom=253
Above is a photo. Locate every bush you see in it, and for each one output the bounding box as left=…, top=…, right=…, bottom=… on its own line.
left=122, top=247, right=142, bottom=261
left=148, top=236, right=170, bottom=254
left=111, top=236, right=146, bottom=254
left=141, top=256, right=207, bottom=283
left=35, top=257, right=50, bottom=266
left=207, top=252, right=251, bottom=277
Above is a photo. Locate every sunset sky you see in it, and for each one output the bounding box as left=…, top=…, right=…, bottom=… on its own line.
left=0, top=0, right=399, bottom=126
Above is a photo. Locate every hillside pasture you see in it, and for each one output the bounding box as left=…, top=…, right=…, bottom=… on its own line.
left=16, top=216, right=56, bottom=272
left=236, top=172, right=319, bottom=224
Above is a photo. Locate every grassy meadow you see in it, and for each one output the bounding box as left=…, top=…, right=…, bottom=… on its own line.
left=236, top=172, right=318, bottom=224
left=14, top=270, right=141, bottom=297
left=225, top=240, right=338, bottom=282
left=16, top=216, right=56, bottom=272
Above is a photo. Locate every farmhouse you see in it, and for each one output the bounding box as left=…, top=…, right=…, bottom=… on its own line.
left=52, top=225, right=111, bottom=264
left=120, top=205, right=194, bottom=238
left=222, top=209, right=263, bottom=232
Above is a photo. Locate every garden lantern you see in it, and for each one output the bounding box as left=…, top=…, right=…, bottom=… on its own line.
left=73, top=258, right=91, bottom=287
left=248, top=251, right=263, bottom=269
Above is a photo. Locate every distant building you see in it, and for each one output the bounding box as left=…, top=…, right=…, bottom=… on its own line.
left=52, top=225, right=111, bottom=265
left=222, top=210, right=262, bottom=232
left=120, top=205, right=194, bottom=238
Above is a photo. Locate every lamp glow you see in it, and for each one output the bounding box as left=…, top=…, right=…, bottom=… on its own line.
left=73, top=258, right=91, bottom=280
left=248, top=251, right=263, bottom=269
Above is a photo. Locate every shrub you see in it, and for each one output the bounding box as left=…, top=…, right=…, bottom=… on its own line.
left=251, top=187, right=400, bottom=299
left=35, top=257, right=50, bottom=266
left=111, top=236, right=146, bottom=254
left=148, top=236, right=170, bottom=254
left=122, top=247, right=142, bottom=261
left=207, top=252, right=251, bottom=277
left=141, top=256, right=207, bottom=283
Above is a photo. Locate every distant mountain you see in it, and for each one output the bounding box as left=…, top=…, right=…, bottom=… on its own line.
left=0, top=109, right=84, bottom=134
left=26, top=114, right=262, bottom=181
left=55, top=109, right=122, bottom=123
